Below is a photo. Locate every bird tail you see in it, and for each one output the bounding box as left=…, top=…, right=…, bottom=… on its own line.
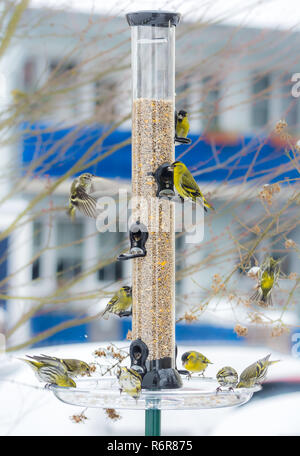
left=251, top=288, right=273, bottom=307
left=196, top=196, right=215, bottom=212
left=97, top=305, right=109, bottom=320
left=203, top=199, right=215, bottom=212
left=67, top=205, right=75, bottom=221
left=267, top=360, right=280, bottom=366
left=18, top=357, right=41, bottom=370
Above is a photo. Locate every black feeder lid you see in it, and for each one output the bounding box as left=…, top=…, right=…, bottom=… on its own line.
left=126, top=10, right=181, bottom=27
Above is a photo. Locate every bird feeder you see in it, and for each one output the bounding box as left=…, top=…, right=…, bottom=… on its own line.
left=50, top=11, right=261, bottom=438
left=127, top=10, right=182, bottom=391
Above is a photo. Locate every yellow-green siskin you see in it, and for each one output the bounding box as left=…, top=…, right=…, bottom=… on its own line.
left=216, top=366, right=238, bottom=391
left=169, top=161, right=214, bottom=212
left=181, top=351, right=213, bottom=376
left=251, top=257, right=281, bottom=307
left=116, top=367, right=142, bottom=400
left=68, top=173, right=100, bottom=220
left=26, top=354, right=91, bottom=377
left=101, top=286, right=132, bottom=319
left=237, top=354, right=280, bottom=388
left=20, top=356, right=76, bottom=387
left=175, top=110, right=190, bottom=143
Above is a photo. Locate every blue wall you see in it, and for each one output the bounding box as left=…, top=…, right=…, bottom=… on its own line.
left=21, top=123, right=292, bottom=183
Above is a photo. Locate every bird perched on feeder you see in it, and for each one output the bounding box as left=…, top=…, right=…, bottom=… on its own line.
left=116, top=366, right=142, bottom=400
left=25, top=354, right=91, bottom=377
left=251, top=256, right=281, bottom=307
left=181, top=351, right=213, bottom=376
left=20, top=356, right=76, bottom=387
left=175, top=110, right=190, bottom=144
left=216, top=366, right=238, bottom=392
left=100, top=286, right=132, bottom=319
left=169, top=161, right=214, bottom=211
left=236, top=354, right=280, bottom=388
left=68, top=173, right=98, bottom=220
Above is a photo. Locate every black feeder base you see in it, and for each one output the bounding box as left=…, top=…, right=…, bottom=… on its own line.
left=129, top=340, right=183, bottom=389
left=142, top=358, right=183, bottom=389
left=142, top=367, right=183, bottom=389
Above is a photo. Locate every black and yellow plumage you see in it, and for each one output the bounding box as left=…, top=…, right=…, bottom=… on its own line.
left=169, top=161, right=214, bottom=211
left=216, top=366, right=238, bottom=391
left=116, top=366, right=142, bottom=400
left=100, top=286, right=132, bottom=320
left=237, top=354, right=280, bottom=388
left=175, top=109, right=190, bottom=142
left=20, top=356, right=76, bottom=387
left=251, top=257, right=281, bottom=307
left=68, top=173, right=98, bottom=220
left=181, top=351, right=213, bottom=376
left=26, top=354, right=91, bottom=377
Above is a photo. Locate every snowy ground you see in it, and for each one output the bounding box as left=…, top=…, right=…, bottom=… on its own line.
left=1, top=342, right=300, bottom=436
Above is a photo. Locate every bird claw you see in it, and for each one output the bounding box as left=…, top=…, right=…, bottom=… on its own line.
left=216, top=387, right=222, bottom=394
left=178, top=369, right=191, bottom=379
left=118, top=310, right=132, bottom=318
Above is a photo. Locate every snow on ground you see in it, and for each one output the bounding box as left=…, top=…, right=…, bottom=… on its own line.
left=1, top=342, right=300, bottom=435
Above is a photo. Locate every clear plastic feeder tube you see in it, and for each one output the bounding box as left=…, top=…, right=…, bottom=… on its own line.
left=127, top=11, right=181, bottom=386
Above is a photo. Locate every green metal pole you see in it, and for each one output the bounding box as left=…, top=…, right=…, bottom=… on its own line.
left=145, top=409, right=161, bottom=436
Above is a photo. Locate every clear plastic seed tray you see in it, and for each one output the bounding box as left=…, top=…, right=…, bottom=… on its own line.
left=50, top=376, right=261, bottom=410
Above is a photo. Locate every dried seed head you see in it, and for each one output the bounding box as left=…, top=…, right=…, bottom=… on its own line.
left=289, top=272, right=298, bottom=280
left=70, top=413, right=88, bottom=424
left=104, top=408, right=121, bottom=422
left=274, top=119, right=287, bottom=134
left=271, top=324, right=289, bottom=338
left=183, top=312, right=198, bottom=323
left=259, top=183, right=280, bottom=205
left=285, top=239, right=296, bottom=249
left=234, top=324, right=248, bottom=337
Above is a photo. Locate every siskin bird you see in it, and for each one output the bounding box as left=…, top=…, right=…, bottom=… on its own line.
left=216, top=366, right=238, bottom=391
left=169, top=161, right=214, bottom=211
left=100, top=286, right=132, bottom=320
left=175, top=110, right=190, bottom=144
left=181, top=351, right=213, bottom=376
left=251, top=257, right=281, bottom=307
left=237, top=354, right=280, bottom=388
left=20, top=356, right=76, bottom=387
left=116, top=366, right=142, bottom=400
left=25, top=354, right=91, bottom=377
left=68, top=173, right=101, bottom=220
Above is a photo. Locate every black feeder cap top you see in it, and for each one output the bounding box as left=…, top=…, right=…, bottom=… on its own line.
left=126, top=10, right=181, bottom=27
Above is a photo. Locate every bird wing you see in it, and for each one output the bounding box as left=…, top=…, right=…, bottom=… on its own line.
left=38, top=365, right=65, bottom=383
left=19, top=358, right=41, bottom=370
left=99, top=297, right=118, bottom=320
left=27, top=354, right=67, bottom=371
left=180, top=172, right=203, bottom=200
left=239, top=362, right=257, bottom=383
left=75, top=187, right=98, bottom=218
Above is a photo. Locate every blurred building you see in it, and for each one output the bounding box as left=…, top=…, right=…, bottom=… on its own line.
left=1, top=7, right=300, bottom=348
